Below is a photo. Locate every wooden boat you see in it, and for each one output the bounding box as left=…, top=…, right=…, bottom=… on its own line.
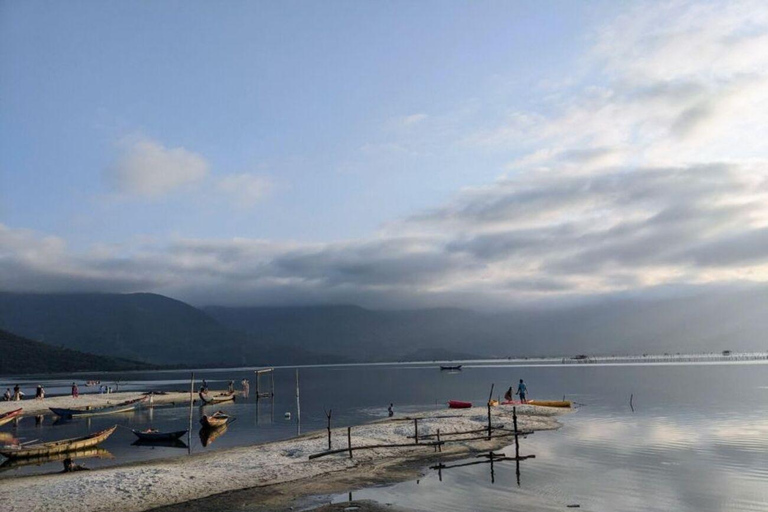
left=526, top=400, right=571, bottom=408
left=502, top=399, right=571, bottom=408
left=132, top=438, right=187, bottom=449
left=440, top=365, right=462, bottom=371
left=199, top=424, right=228, bottom=447
left=0, top=426, right=116, bottom=460
left=198, top=390, right=236, bottom=404
left=49, top=396, right=147, bottom=418
left=0, top=447, right=112, bottom=472
left=448, top=400, right=472, bottom=409
left=131, top=429, right=188, bottom=442
left=200, top=411, right=230, bottom=428
left=0, top=408, right=22, bottom=427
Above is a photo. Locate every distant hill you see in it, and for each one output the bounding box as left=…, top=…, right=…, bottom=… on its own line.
left=0, top=292, right=350, bottom=367
left=0, top=328, right=154, bottom=375
left=0, top=292, right=245, bottom=366
left=1, top=286, right=766, bottom=368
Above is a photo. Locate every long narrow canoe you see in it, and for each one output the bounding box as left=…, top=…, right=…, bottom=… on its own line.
left=200, top=411, right=229, bottom=428
left=527, top=400, right=571, bottom=408
left=50, top=396, right=147, bottom=418
left=502, top=399, right=571, bottom=408
left=440, top=365, right=463, bottom=371
left=0, top=426, right=116, bottom=459
left=198, top=391, right=236, bottom=404
left=131, top=429, right=188, bottom=442
left=0, top=408, right=23, bottom=427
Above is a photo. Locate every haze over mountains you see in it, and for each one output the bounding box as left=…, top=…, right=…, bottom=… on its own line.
left=0, top=286, right=764, bottom=370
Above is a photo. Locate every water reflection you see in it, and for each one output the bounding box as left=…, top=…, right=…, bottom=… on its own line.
left=0, top=447, right=113, bottom=473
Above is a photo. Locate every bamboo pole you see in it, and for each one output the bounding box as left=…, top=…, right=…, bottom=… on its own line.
left=325, top=409, right=333, bottom=450
left=187, top=372, right=195, bottom=453
left=347, top=427, right=352, bottom=459
left=295, top=369, right=301, bottom=435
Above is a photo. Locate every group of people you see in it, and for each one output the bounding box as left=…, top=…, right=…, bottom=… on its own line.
left=3, top=384, right=46, bottom=401
left=200, top=379, right=250, bottom=396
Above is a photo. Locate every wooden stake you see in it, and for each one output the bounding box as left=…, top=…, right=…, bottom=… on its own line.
left=487, top=383, right=495, bottom=440
left=347, top=426, right=352, bottom=458
left=295, top=369, right=301, bottom=435
left=436, top=429, right=441, bottom=453
left=187, top=372, right=195, bottom=453
left=325, top=409, right=333, bottom=450
left=414, top=418, right=419, bottom=444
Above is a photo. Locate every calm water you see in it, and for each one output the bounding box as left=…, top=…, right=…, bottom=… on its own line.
left=1, top=362, right=767, bottom=511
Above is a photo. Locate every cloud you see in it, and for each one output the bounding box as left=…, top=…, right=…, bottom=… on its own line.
left=106, top=136, right=209, bottom=197
left=5, top=0, right=768, bottom=309
left=215, top=174, right=272, bottom=209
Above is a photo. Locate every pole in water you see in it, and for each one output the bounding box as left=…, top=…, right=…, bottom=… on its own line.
left=295, top=369, right=301, bottom=436
left=347, top=426, right=353, bottom=458
left=629, top=393, right=634, bottom=412
left=188, top=372, right=195, bottom=454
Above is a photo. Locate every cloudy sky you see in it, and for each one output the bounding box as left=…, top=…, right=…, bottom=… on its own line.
left=1, top=0, right=767, bottom=309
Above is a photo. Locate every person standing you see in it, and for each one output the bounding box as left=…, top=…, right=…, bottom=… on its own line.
left=516, top=379, right=528, bottom=403
left=388, top=403, right=394, bottom=417
left=3, top=388, right=11, bottom=401
left=35, top=385, right=44, bottom=399
left=13, top=384, right=21, bottom=401
left=228, top=380, right=234, bottom=394
left=71, top=382, right=79, bottom=398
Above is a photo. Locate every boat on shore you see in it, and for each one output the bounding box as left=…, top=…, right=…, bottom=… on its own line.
left=131, top=429, right=188, bottom=442
left=49, top=396, right=147, bottom=418
left=440, top=364, right=463, bottom=371
left=448, top=400, right=472, bottom=409
left=501, top=399, right=572, bottom=408
left=198, top=390, right=236, bottom=404
left=0, top=426, right=117, bottom=460
left=200, top=411, right=230, bottom=428
left=0, top=408, right=23, bottom=427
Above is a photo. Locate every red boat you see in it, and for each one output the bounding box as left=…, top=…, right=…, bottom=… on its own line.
left=0, top=408, right=23, bottom=427
left=448, top=400, right=472, bottom=409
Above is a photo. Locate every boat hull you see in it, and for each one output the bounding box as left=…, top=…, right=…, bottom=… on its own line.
left=49, top=396, right=147, bottom=418
left=0, top=408, right=22, bottom=427
left=448, top=400, right=472, bottom=409
left=198, top=391, right=236, bottom=404
left=0, top=426, right=117, bottom=459
left=200, top=415, right=229, bottom=428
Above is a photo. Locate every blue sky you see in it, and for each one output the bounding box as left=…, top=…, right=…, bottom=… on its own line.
left=2, top=1, right=768, bottom=308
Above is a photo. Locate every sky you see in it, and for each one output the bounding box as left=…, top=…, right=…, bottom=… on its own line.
left=1, top=0, right=768, bottom=309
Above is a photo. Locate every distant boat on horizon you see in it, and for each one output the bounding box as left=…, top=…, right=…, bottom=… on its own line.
left=440, top=364, right=462, bottom=371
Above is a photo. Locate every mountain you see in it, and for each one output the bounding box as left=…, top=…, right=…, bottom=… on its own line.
left=0, top=292, right=247, bottom=366
left=0, top=328, right=154, bottom=375
left=1, top=286, right=766, bottom=369
left=0, top=292, right=349, bottom=367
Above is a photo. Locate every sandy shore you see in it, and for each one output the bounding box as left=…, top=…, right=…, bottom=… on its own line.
left=0, top=405, right=566, bottom=512
left=0, top=390, right=215, bottom=417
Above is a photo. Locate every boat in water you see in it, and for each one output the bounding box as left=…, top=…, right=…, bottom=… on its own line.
left=0, top=447, right=113, bottom=472
left=440, top=365, right=463, bottom=371
left=198, top=390, right=236, bottom=405
left=501, top=399, right=572, bottom=408
left=199, top=424, right=228, bottom=447
left=200, top=411, right=230, bottom=428
left=0, top=426, right=117, bottom=460
left=0, top=408, right=22, bottom=427
left=49, top=396, right=147, bottom=418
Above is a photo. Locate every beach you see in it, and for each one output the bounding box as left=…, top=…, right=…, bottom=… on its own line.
left=0, top=403, right=565, bottom=512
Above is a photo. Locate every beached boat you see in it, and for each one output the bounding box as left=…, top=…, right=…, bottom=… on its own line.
left=527, top=400, right=571, bottom=408
left=131, top=429, right=188, bottom=442
left=448, top=400, right=472, bottom=409
left=502, top=399, right=572, bottom=408
left=49, top=396, right=147, bottom=418
left=198, top=390, right=236, bottom=404
left=0, top=408, right=22, bottom=427
left=0, top=426, right=116, bottom=460
left=440, top=365, right=463, bottom=371
left=200, top=411, right=230, bottom=428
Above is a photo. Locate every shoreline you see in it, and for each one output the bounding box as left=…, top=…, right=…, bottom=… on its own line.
left=0, top=404, right=567, bottom=512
